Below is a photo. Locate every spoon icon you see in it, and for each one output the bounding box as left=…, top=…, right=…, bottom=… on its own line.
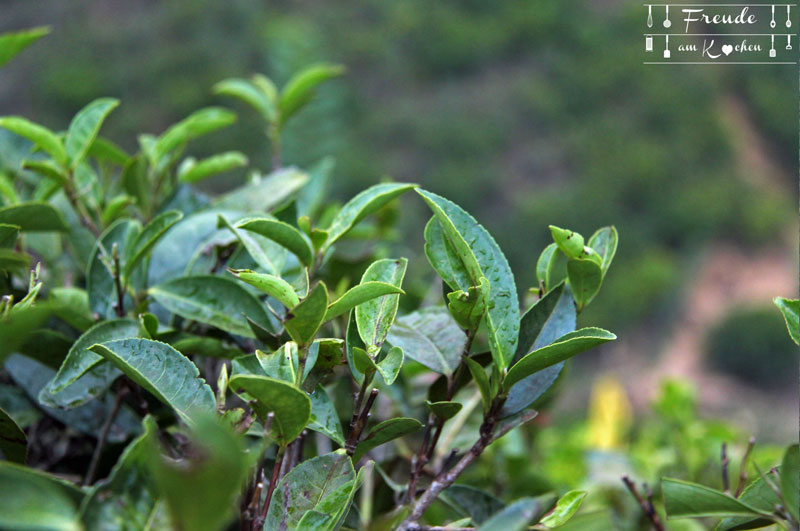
left=787, top=34, right=792, bottom=50
left=787, top=5, right=792, bottom=28
left=663, top=5, right=672, bottom=28
left=771, top=5, right=776, bottom=28
left=647, top=5, right=653, bottom=27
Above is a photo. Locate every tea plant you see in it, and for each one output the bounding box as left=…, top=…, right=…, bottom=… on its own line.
left=0, top=28, right=619, bottom=530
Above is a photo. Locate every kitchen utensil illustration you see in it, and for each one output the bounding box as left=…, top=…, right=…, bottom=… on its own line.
left=663, top=5, right=672, bottom=28
left=645, top=35, right=653, bottom=51
left=647, top=5, right=653, bottom=27
left=787, top=34, right=792, bottom=50
left=771, top=5, right=776, bottom=28
left=787, top=5, right=792, bottom=27
left=770, top=34, right=776, bottom=57
left=664, top=34, right=670, bottom=58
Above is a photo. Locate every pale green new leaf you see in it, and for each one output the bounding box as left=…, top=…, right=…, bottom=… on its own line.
left=65, top=98, right=119, bottom=167
left=661, top=478, right=769, bottom=519
left=0, top=116, right=67, bottom=166
left=426, top=400, right=462, bottom=421
left=279, top=63, right=345, bottom=122
left=325, top=281, right=405, bottom=321
left=566, top=259, right=603, bottom=311
left=355, top=258, right=407, bottom=350
left=178, top=151, right=248, bottom=183
left=774, top=297, right=799, bottom=345
left=285, top=282, right=328, bottom=347
left=540, top=490, right=586, bottom=527
left=89, top=339, right=215, bottom=424
left=213, top=167, right=308, bottom=212
left=0, top=27, right=50, bottom=68
left=123, top=210, right=183, bottom=279
left=376, top=346, right=403, bottom=385
left=588, top=226, right=618, bottom=275
left=213, top=77, right=276, bottom=122
left=217, top=215, right=283, bottom=275
left=229, top=268, right=299, bottom=308
left=152, top=107, right=236, bottom=163
left=237, top=217, right=314, bottom=267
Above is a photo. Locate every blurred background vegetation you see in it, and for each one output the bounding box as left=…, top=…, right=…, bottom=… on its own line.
left=0, top=0, right=796, bottom=473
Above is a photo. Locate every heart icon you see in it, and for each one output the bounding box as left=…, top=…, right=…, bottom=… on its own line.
left=722, top=44, right=733, bottom=56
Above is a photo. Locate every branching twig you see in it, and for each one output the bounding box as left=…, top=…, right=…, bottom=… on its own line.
left=112, top=243, right=125, bottom=317
left=345, top=383, right=379, bottom=457
left=721, top=443, right=730, bottom=494
left=621, top=475, right=665, bottom=531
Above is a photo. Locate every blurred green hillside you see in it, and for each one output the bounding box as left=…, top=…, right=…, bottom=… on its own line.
left=1, top=0, right=795, bottom=338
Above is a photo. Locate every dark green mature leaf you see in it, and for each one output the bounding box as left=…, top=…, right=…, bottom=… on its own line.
left=566, top=259, right=603, bottom=311
left=148, top=415, right=249, bottom=531
left=387, top=307, right=466, bottom=375
left=504, top=328, right=615, bottom=391
left=782, top=444, right=799, bottom=521
left=40, top=319, right=138, bottom=409
left=0, top=116, right=67, bottom=166
left=477, top=497, right=544, bottom=531
left=540, top=490, right=586, bottom=527
left=237, top=216, right=313, bottom=267
left=353, top=417, right=423, bottom=462
left=285, top=282, right=328, bottom=347
left=424, top=217, right=472, bottom=291
left=662, top=478, right=769, bottom=519
left=417, top=189, right=519, bottom=371
left=0, top=223, right=20, bottom=248
left=279, top=63, right=346, bottom=122
left=588, top=226, right=618, bottom=275
left=326, top=281, right=405, bottom=322
left=229, top=268, right=298, bottom=308
left=377, top=346, right=404, bottom=385
left=90, top=339, right=215, bottom=424
left=0, top=405, right=26, bottom=463
left=0, top=26, right=49, bottom=68
left=352, top=346, right=377, bottom=376
left=440, top=485, right=505, bottom=525
left=0, top=248, right=29, bottom=271
left=356, top=258, right=407, bottom=351
left=308, top=385, right=345, bottom=445
left=22, top=159, right=68, bottom=186
left=150, top=275, right=275, bottom=338
left=324, top=183, right=415, bottom=249
left=65, top=98, right=119, bottom=167
left=0, top=462, right=80, bottom=530
left=774, top=297, right=799, bottom=345
left=717, top=469, right=783, bottom=530
left=213, top=77, right=276, bottom=122
left=178, top=151, right=247, bottom=183
left=426, top=400, right=462, bottom=421
left=228, top=374, right=310, bottom=443
left=0, top=202, right=68, bottom=232
left=214, top=167, right=308, bottom=212
left=87, top=218, right=139, bottom=319
left=152, top=107, right=236, bottom=163
left=82, top=416, right=160, bottom=529
left=266, top=450, right=355, bottom=530
left=123, top=210, right=183, bottom=279
left=501, top=283, right=576, bottom=417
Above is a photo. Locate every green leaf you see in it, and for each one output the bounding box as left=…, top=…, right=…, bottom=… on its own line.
left=501, top=283, right=576, bottom=417
left=0, top=26, right=50, bottom=68
left=308, top=385, right=345, bottom=446
left=82, top=416, right=160, bottom=530
left=0, top=201, right=69, bottom=232
left=22, top=159, right=68, bottom=186
left=447, top=277, right=490, bottom=331
left=0, top=405, right=26, bottom=463
left=566, top=259, right=603, bottom=311
left=0, top=462, right=80, bottom=530
left=213, top=77, right=276, bottom=122
left=587, top=226, right=618, bottom=275
left=352, top=417, right=422, bottom=462
left=774, top=297, right=799, bottom=345
left=540, top=490, right=586, bottom=527
left=465, top=356, right=492, bottom=412
left=87, top=218, right=139, bottom=319
left=352, top=346, right=377, bottom=376
left=356, top=258, right=407, bottom=350
left=147, top=415, right=249, bottom=531
left=439, top=485, right=505, bottom=525
left=504, top=328, right=615, bottom=391
left=170, top=336, right=242, bottom=359
left=150, top=275, right=274, bottom=338
left=214, top=167, right=308, bottom=213
left=662, top=478, right=769, bottom=519
left=229, top=268, right=299, bottom=308
left=123, top=210, right=183, bottom=279
left=152, top=107, right=236, bottom=163
left=266, top=450, right=355, bottom=530
left=101, top=194, right=134, bottom=225
left=279, top=63, right=345, bottom=123
left=40, top=319, right=138, bottom=409
left=386, top=307, right=466, bottom=375
left=178, top=151, right=248, bottom=183
left=417, top=189, right=519, bottom=371
left=87, top=136, right=130, bottom=165
left=89, top=338, right=215, bottom=424
left=478, top=497, right=544, bottom=531
left=0, top=223, right=20, bottom=248
left=237, top=217, right=314, bottom=267
left=0, top=248, right=29, bottom=272
left=536, top=243, right=567, bottom=293
left=326, top=281, right=405, bottom=322
left=65, top=97, right=119, bottom=167
left=377, top=346, right=404, bottom=385
left=717, top=470, right=784, bottom=530
left=426, top=400, right=462, bottom=421
left=285, top=282, right=328, bottom=347
left=324, top=183, right=415, bottom=249
left=424, top=217, right=472, bottom=291
left=781, top=444, right=799, bottom=521
left=549, top=225, right=584, bottom=259
left=217, top=214, right=284, bottom=275
left=0, top=116, right=67, bottom=166
left=228, top=374, right=310, bottom=443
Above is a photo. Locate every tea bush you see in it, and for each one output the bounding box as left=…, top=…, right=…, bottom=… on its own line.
left=0, top=28, right=619, bottom=530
